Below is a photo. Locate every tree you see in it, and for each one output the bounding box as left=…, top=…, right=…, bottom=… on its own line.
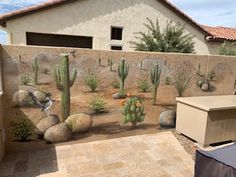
left=131, top=18, right=195, bottom=53
left=218, top=41, right=236, bottom=56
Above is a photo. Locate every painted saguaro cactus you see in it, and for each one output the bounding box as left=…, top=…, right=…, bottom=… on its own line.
left=118, top=58, right=129, bottom=97
left=54, top=53, right=77, bottom=122
left=108, top=59, right=113, bottom=71
left=32, top=58, right=39, bottom=85
left=150, top=63, right=161, bottom=105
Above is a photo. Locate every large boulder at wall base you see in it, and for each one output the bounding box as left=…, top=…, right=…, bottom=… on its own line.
left=12, top=90, right=35, bottom=106
left=35, top=114, right=60, bottom=136
left=65, top=113, right=93, bottom=133
left=44, top=123, right=72, bottom=143
left=33, top=91, right=47, bottom=103
left=159, top=110, right=176, bottom=128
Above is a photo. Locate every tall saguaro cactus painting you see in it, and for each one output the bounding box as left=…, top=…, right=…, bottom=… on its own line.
left=150, top=63, right=161, bottom=105
left=54, top=53, right=77, bottom=122
left=118, top=58, right=129, bottom=97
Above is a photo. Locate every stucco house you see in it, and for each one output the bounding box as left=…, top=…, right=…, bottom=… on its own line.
left=0, top=0, right=236, bottom=55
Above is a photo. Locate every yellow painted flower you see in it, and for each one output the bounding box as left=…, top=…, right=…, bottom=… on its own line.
left=136, top=101, right=142, bottom=108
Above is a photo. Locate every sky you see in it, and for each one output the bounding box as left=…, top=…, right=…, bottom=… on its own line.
left=0, top=0, right=235, bottom=44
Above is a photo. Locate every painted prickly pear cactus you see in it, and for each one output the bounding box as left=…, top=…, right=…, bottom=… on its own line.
left=32, top=58, right=39, bottom=85
left=118, top=58, right=129, bottom=97
left=54, top=53, right=77, bottom=122
left=122, top=97, right=145, bottom=128
left=150, top=63, right=161, bottom=105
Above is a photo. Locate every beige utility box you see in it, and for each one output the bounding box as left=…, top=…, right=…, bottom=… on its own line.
left=176, top=95, right=236, bottom=147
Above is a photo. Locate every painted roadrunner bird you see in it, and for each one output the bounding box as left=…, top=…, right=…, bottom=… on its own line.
left=29, top=92, right=53, bottom=115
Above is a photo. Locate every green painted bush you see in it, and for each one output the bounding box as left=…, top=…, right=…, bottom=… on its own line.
left=20, top=75, right=31, bottom=85
left=11, top=118, right=34, bottom=141
left=137, top=77, right=150, bottom=92
left=112, top=78, right=120, bottom=89
left=81, top=68, right=102, bottom=92
left=89, top=96, right=107, bottom=113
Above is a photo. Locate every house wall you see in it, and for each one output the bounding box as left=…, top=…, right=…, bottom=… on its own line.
left=0, top=94, right=4, bottom=162
left=0, top=48, right=4, bottom=161
left=3, top=0, right=218, bottom=55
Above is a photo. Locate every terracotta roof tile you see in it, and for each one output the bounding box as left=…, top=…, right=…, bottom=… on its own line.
left=202, top=25, right=236, bottom=41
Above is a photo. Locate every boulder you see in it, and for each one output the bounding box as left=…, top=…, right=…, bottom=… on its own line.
left=33, top=91, right=47, bottom=102
left=35, top=114, right=60, bottom=136
left=159, top=110, right=176, bottom=128
left=44, top=123, right=72, bottom=143
left=65, top=113, right=92, bottom=133
left=12, top=90, right=34, bottom=106
left=201, top=83, right=209, bottom=91
left=196, top=80, right=204, bottom=87
left=112, top=93, right=123, bottom=99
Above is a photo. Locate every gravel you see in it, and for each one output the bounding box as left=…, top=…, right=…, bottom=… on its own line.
left=172, top=131, right=197, bottom=160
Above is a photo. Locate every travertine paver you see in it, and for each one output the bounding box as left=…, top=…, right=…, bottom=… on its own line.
left=0, top=132, right=194, bottom=177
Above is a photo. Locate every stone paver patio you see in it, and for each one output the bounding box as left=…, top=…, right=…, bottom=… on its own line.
left=0, top=132, right=194, bottom=177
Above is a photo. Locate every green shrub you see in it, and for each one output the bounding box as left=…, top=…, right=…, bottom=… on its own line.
left=131, top=18, right=195, bottom=53
left=89, top=96, right=107, bottom=113
left=122, top=97, right=145, bottom=128
left=111, top=78, right=120, bottom=89
left=218, top=41, right=236, bottom=56
left=20, top=75, right=31, bottom=85
left=137, top=77, right=150, bottom=92
left=81, top=68, right=102, bottom=92
left=11, top=118, right=34, bottom=141
left=164, top=76, right=172, bottom=85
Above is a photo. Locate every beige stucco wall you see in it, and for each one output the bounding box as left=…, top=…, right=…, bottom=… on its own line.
left=1, top=45, right=236, bottom=152
left=0, top=49, right=4, bottom=161
left=0, top=94, right=4, bottom=162
left=2, top=0, right=220, bottom=55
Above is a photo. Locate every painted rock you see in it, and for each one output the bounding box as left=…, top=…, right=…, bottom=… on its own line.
left=35, top=114, right=60, bottom=136
left=44, top=123, right=71, bottom=143
left=12, top=90, right=34, bottom=106
left=159, top=110, right=176, bottom=128
left=65, top=113, right=92, bottom=133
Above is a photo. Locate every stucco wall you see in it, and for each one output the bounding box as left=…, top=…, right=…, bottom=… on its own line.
left=0, top=49, right=4, bottom=161
left=1, top=44, right=236, bottom=152
left=2, top=0, right=219, bottom=55
left=0, top=94, right=4, bottom=162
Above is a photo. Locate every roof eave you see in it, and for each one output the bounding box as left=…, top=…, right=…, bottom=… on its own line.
left=0, top=0, right=76, bottom=26
left=205, top=36, right=236, bottom=42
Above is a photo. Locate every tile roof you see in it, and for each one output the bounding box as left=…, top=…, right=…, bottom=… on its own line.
left=202, top=25, right=236, bottom=41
